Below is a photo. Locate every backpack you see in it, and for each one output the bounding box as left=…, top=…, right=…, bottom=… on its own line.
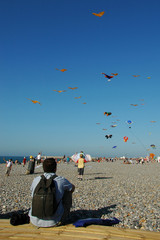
left=32, top=175, right=58, bottom=218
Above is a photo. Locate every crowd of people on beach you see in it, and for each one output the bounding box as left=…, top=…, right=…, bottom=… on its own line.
left=3, top=151, right=160, bottom=229
left=3, top=152, right=158, bottom=178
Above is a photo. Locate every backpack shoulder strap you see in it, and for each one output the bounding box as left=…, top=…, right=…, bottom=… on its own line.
left=51, top=174, right=58, bottom=180
left=40, top=174, right=58, bottom=188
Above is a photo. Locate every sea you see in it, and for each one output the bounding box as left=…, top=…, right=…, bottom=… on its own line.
left=0, top=156, right=30, bottom=164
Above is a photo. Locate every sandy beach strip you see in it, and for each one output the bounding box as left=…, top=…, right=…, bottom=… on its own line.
left=0, top=160, right=160, bottom=232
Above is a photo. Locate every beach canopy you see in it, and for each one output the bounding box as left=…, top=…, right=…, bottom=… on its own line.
left=71, top=153, right=92, bottom=162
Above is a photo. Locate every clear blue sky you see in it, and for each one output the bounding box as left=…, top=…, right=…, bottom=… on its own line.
left=0, top=0, right=160, bottom=157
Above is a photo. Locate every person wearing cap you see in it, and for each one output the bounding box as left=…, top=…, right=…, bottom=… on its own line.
left=26, top=156, right=36, bottom=174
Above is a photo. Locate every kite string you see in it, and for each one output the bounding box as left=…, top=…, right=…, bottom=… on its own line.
left=129, top=128, right=148, bottom=154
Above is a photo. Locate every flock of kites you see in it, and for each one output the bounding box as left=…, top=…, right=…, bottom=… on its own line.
left=25, top=10, right=155, bottom=154
left=98, top=111, right=156, bottom=151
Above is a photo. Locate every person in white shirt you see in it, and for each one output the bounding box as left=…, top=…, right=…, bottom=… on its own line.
left=29, top=158, right=75, bottom=227
left=36, top=152, right=41, bottom=165
left=5, top=159, right=13, bottom=176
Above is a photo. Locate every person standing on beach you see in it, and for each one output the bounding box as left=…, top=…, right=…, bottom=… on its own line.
left=77, top=154, right=86, bottom=180
left=26, top=156, right=36, bottom=174
left=5, top=159, right=13, bottom=176
left=23, top=157, right=27, bottom=167
left=36, top=152, right=41, bottom=165
left=29, top=158, right=75, bottom=227
left=66, top=156, right=70, bottom=164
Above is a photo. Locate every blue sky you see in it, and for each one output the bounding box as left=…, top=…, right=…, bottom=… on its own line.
left=0, top=0, right=160, bottom=157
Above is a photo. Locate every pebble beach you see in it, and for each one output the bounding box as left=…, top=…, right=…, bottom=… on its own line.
left=0, top=160, right=160, bottom=232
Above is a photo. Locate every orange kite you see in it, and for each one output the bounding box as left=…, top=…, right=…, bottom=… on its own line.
left=26, top=98, right=41, bottom=105
left=55, top=68, right=67, bottom=72
left=75, top=96, right=81, bottom=99
left=92, top=11, right=105, bottom=17
left=68, top=87, right=78, bottom=90
left=53, top=90, right=66, bottom=93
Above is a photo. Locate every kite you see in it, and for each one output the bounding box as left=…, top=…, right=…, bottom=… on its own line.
left=102, top=73, right=114, bottom=79
left=147, top=77, right=151, bottom=79
left=26, top=98, right=41, bottom=105
left=75, top=96, right=81, bottom=99
left=105, top=134, right=112, bottom=139
left=130, top=104, right=138, bottom=106
left=92, top=11, right=105, bottom=17
left=104, top=112, right=112, bottom=116
left=82, top=102, right=87, bottom=104
left=150, top=121, right=156, bottom=123
left=111, top=125, right=117, bottom=128
left=112, top=146, right=117, bottom=148
left=133, top=75, right=140, bottom=77
left=150, top=144, right=156, bottom=149
left=123, top=136, right=128, bottom=142
left=96, top=123, right=101, bottom=124
left=111, top=73, right=118, bottom=76
left=68, top=87, right=78, bottom=90
left=149, top=153, right=155, bottom=159
left=126, top=120, right=133, bottom=128
left=102, top=128, right=107, bottom=130
left=55, top=68, right=67, bottom=72
left=53, top=90, right=66, bottom=93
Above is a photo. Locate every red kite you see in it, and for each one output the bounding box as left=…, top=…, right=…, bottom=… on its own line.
left=123, top=136, right=128, bottom=142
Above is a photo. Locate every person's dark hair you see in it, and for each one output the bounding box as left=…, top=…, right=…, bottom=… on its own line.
left=43, top=158, right=57, bottom=173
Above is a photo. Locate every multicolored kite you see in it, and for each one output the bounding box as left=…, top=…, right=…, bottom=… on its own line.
left=102, top=73, right=114, bottom=79
left=104, top=112, right=112, bottom=116
left=123, top=136, right=128, bottom=142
